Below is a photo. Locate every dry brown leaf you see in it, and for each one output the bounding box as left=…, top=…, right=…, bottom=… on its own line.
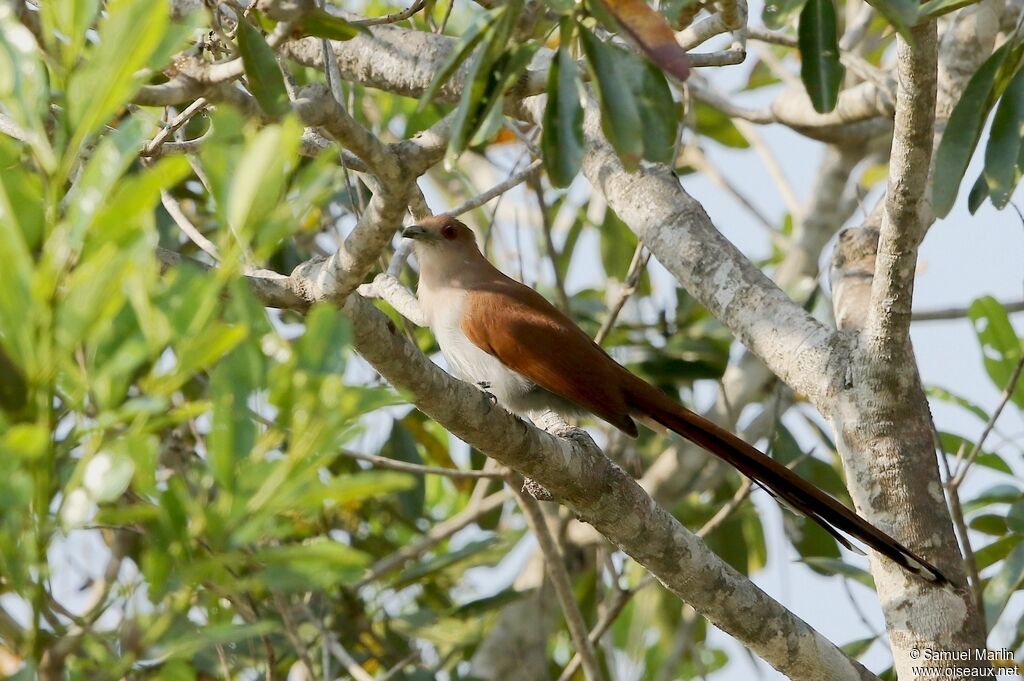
left=599, top=0, right=691, bottom=82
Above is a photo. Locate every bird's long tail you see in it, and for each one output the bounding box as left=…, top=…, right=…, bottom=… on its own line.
left=624, top=378, right=948, bottom=584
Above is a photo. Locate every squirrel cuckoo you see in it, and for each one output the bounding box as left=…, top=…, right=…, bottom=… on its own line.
left=403, top=215, right=947, bottom=584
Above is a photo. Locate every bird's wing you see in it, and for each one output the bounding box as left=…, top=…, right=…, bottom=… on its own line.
left=460, top=278, right=639, bottom=436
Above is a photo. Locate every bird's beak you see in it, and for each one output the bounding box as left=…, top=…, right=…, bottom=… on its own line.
left=401, top=224, right=428, bottom=240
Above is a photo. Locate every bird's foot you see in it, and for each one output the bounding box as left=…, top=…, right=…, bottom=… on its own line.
left=476, top=381, right=498, bottom=405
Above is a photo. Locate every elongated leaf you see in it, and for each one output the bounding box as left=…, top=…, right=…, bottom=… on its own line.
left=976, top=535, right=1023, bottom=571
left=393, top=537, right=500, bottom=587
left=418, top=10, right=502, bottom=110
left=933, top=44, right=1012, bottom=217
left=939, top=432, right=1012, bottom=475
left=694, top=101, right=749, bottom=148
left=542, top=38, right=584, bottom=187
left=798, top=0, right=844, bottom=113
left=984, top=64, right=1024, bottom=207
left=841, top=637, right=876, bottom=659
left=579, top=27, right=644, bottom=170
left=983, top=540, right=1024, bottom=627
left=597, top=0, right=690, bottom=81
left=236, top=18, right=290, bottom=118
left=445, top=5, right=521, bottom=164
left=618, top=53, right=680, bottom=163
left=801, top=557, right=875, bottom=588
left=312, top=471, right=418, bottom=505
left=0, top=10, right=54, bottom=168
left=967, top=296, right=1024, bottom=409
left=864, top=0, right=918, bottom=39
left=920, top=0, right=983, bottom=17
left=209, top=343, right=261, bottom=490
left=227, top=118, right=302, bottom=237
left=927, top=386, right=989, bottom=423
left=967, top=170, right=990, bottom=214
left=39, top=0, right=101, bottom=71
left=299, top=9, right=362, bottom=40
left=467, top=41, right=540, bottom=148
left=66, top=0, right=180, bottom=147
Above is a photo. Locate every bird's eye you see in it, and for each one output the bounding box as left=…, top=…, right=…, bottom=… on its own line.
left=441, top=225, right=457, bottom=240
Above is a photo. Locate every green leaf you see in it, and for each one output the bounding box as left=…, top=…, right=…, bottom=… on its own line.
left=801, top=557, right=875, bottom=588
left=542, top=39, right=585, bottom=187
left=693, top=102, right=749, bottom=148
left=579, top=27, right=644, bottom=170
left=418, top=9, right=503, bottom=111
left=940, top=432, right=1012, bottom=475
left=312, top=470, right=418, bottom=505
left=970, top=513, right=1008, bottom=536
left=0, top=423, right=48, bottom=460
left=39, top=0, right=101, bottom=72
left=841, top=637, right=876, bottom=659
left=932, top=44, right=1012, bottom=218
left=983, top=64, right=1024, bottom=208
left=0, top=10, right=54, bottom=168
left=209, top=342, right=261, bottom=490
left=983, top=540, right=1024, bottom=627
left=967, top=296, right=1024, bottom=409
left=256, top=538, right=371, bottom=572
left=236, top=18, right=290, bottom=118
left=976, top=535, right=1023, bottom=571
left=599, top=207, right=648, bottom=293
left=467, top=41, right=540, bottom=148
left=927, top=386, right=989, bottom=423
left=864, top=0, right=918, bottom=39
left=296, top=303, right=351, bottom=376
left=299, top=9, right=362, bottom=40
left=227, top=118, right=302, bottom=238
left=967, top=171, right=990, bottom=214
left=625, top=56, right=680, bottom=163
left=177, top=322, right=250, bottom=379
left=158, top=621, right=279, bottom=659
left=66, top=0, right=175, bottom=148
left=0, top=151, right=37, bottom=372
left=1008, top=501, right=1024, bottom=533
left=963, top=484, right=1024, bottom=514
left=393, top=537, right=500, bottom=588
left=444, top=6, right=531, bottom=164
left=920, top=0, right=982, bottom=18
left=798, top=0, right=845, bottom=114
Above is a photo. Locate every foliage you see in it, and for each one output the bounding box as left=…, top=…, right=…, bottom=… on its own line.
left=932, top=26, right=1024, bottom=217
left=0, top=0, right=1022, bottom=679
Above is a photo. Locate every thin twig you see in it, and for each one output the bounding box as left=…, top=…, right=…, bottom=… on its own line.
left=450, top=159, right=543, bottom=216
left=378, top=650, right=421, bottom=681
left=594, top=244, right=651, bottom=346
left=340, top=447, right=503, bottom=479
left=351, top=0, right=428, bottom=26
left=531, top=176, right=571, bottom=313
left=143, top=98, right=208, bottom=157
left=936, top=431, right=984, bottom=618
left=300, top=602, right=376, bottom=681
left=160, top=190, right=221, bottom=262
left=950, top=353, right=1024, bottom=486
left=912, top=299, right=1024, bottom=322
left=354, top=488, right=511, bottom=587
left=732, top=119, right=802, bottom=225
left=512, top=479, right=606, bottom=681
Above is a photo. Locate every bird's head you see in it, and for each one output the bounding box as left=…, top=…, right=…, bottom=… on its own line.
left=401, top=215, right=479, bottom=253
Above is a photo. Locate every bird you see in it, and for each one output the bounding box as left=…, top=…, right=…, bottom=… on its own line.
left=401, top=214, right=948, bottom=584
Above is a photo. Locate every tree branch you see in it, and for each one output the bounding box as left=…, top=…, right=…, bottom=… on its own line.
left=862, top=22, right=937, bottom=354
